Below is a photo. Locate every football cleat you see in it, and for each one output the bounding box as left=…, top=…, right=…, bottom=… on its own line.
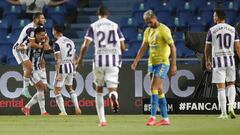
left=41, top=112, right=50, bottom=116
left=75, top=108, right=82, bottom=115
left=145, top=117, right=156, bottom=126
left=98, top=122, right=108, bottom=127
left=217, top=114, right=228, bottom=119
left=154, top=119, right=170, bottom=126
left=110, top=94, right=119, bottom=113
left=59, top=112, right=68, bottom=116
left=21, top=88, right=32, bottom=98
left=21, top=107, right=30, bottom=116
left=228, top=109, right=236, bottom=119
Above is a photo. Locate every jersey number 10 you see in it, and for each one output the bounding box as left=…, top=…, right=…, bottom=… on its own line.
left=217, top=33, right=231, bottom=49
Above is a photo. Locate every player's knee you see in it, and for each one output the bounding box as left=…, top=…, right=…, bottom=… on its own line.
left=226, top=81, right=235, bottom=87
left=65, top=85, right=72, bottom=92
left=54, top=87, right=61, bottom=95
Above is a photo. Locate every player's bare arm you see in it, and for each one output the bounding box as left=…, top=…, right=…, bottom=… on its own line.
left=204, top=43, right=212, bottom=70
left=78, top=38, right=91, bottom=67
left=54, top=52, right=62, bottom=81
left=235, top=41, right=240, bottom=59
left=131, top=41, right=149, bottom=70
left=120, top=40, right=126, bottom=52
left=169, top=43, right=177, bottom=76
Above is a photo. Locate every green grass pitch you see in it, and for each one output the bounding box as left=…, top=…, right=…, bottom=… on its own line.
left=0, top=115, right=238, bottom=135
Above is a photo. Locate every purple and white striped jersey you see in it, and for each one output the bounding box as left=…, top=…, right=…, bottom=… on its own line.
left=206, top=23, right=239, bottom=68
left=54, top=36, right=75, bottom=74
left=12, top=22, right=35, bottom=49
left=85, top=18, right=125, bottom=67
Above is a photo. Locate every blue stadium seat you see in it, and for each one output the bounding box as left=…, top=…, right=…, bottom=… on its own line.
left=221, top=1, right=238, bottom=11
left=66, top=0, right=78, bottom=12
left=176, top=40, right=196, bottom=58
left=85, top=45, right=94, bottom=59
left=3, top=5, right=22, bottom=26
left=200, top=9, right=213, bottom=25
left=156, top=9, right=174, bottom=28
left=168, top=0, right=184, bottom=10
left=46, top=5, right=66, bottom=25
left=174, top=32, right=185, bottom=42
left=12, top=19, right=31, bottom=36
left=190, top=0, right=207, bottom=10
left=120, top=17, right=137, bottom=27
left=45, top=19, right=53, bottom=39
left=121, top=26, right=138, bottom=42
left=0, top=20, right=9, bottom=39
left=7, top=57, right=18, bottom=66
left=201, top=0, right=217, bottom=10
left=132, top=11, right=145, bottom=28
left=189, top=24, right=205, bottom=32
left=224, top=9, right=237, bottom=25
left=132, top=2, right=150, bottom=12
left=177, top=9, right=194, bottom=25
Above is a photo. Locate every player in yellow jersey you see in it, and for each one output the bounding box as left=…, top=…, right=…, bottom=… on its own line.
left=131, top=10, right=177, bottom=126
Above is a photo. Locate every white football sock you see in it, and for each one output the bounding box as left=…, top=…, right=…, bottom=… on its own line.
left=218, top=88, right=227, bottom=115
left=109, top=91, right=118, bottom=99
left=96, top=93, right=106, bottom=122
left=25, top=93, right=38, bottom=108
left=55, top=94, right=66, bottom=113
left=69, top=90, right=80, bottom=109
left=227, top=85, right=236, bottom=110
left=37, top=91, right=46, bottom=114
left=23, top=77, right=30, bottom=88
left=41, top=68, right=47, bottom=84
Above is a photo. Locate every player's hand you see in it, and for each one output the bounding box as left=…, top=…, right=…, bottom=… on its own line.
left=56, top=73, right=63, bottom=81
left=170, top=64, right=177, bottom=76
left=43, top=44, right=51, bottom=51
left=131, top=61, right=138, bottom=71
left=205, top=61, right=212, bottom=71
left=16, top=44, right=27, bottom=51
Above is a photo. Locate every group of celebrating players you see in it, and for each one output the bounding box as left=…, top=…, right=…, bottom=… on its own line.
left=11, top=5, right=238, bottom=127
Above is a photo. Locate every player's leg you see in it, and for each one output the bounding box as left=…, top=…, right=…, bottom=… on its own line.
left=21, top=92, right=37, bottom=116
left=213, top=68, right=227, bottom=119
left=54, top=74, right=67, bottom=115
left=94, top=67, right=107, bottom=126
left=156, top=64, right=170, bottom=126
left=34, top=80, right=49, bottom=115
left=226, top=67, right=236, bottom=119
left=21, top=60, right=33, bottom=98
left=65, top=73, right=81, bottom=115
left=106, top=67, right=119, bottom=113
left=40, top=59, right=54, bottom=90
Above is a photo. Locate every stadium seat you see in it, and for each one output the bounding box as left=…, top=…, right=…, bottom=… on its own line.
left=0, top=20, right=9, bottom=39
left=221, top=1, right=238, bottom=11
left=132, top=2, right=150, bottom=12
left=168, top=0, right=184, bottom=10
left=120, top=17, right=137, bottom=27
left=46, top=5, right=66, bottom=25
left=45, top=19, right=53, bottom=39
left=176, top=41, right=196, bottom=58
left=189, top=24, right=205, bottom=32
left=177, top=9, right=194, bottom=25
left=7, top=56, right=18, bottom=66
left=201, top=0, right=217, bottom=10
left=121, top=26, right=138, bottom=42
left=174, top=32, right=185, bottom=42
left=200, top=9, right=213, bottom=26
left=85, top=45, right=94, bottom=59
left=12, top=19, right=31, bottom=36
left=190, top=0, right=207, bottom=10
left=224, top=9, right=237, bottom=25
left=3, top=5, right=22, bottom=27
left=132, top=11, right=145, bottom=28
left=156, top=9, right=174, bottom=28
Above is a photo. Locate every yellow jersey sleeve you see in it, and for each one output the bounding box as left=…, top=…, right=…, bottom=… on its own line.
left=162, top=26, right=174, bottom=45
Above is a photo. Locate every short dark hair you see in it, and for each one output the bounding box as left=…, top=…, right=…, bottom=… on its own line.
left=34, top=26, right=46, bottom=35
left=97, top=5, right=109, bottom=16
left=53, top=25, right=65, bottom=33
left=214, top=9, right=226, bottom=20
left=33, top=12, right=44, bottom=20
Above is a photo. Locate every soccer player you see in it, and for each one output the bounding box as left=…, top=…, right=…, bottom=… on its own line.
left=52, top=25, right=81, bottom=115
left=78, top=6, right=126, bottom=127
left=205, top=9, right=240, bottom=119
left=12, top=12, right=46, bottom=98
left=21, top=27, right=51, bottom=115
left=131, top=10, right=177, bottom=126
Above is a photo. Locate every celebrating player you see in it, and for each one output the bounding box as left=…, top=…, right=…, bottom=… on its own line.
left=78, top=6, right=126, bottom=127
left=21, top=27, right=51, bottom=115
left=205, top=9, right=240, bottom=119
left=12, top=12, right=47, bottom=98
left=131, top=10, right=177, bottom=126
left=52, top=25, right=81, bottom=115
